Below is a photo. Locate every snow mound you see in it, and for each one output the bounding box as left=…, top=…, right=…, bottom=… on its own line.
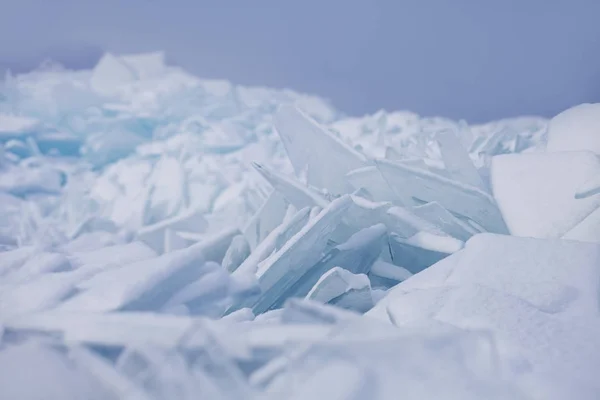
left=0, top=53, right=598, bottom=399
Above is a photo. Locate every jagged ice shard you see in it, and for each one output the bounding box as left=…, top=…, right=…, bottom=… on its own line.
left=0, top=52, right=599, bottom=400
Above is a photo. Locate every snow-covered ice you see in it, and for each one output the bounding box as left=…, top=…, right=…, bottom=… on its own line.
left=0, top=52, right=599, bottom=399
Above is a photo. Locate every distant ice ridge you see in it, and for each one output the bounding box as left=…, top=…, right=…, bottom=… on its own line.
left=0, top=52, right=599, bottom=399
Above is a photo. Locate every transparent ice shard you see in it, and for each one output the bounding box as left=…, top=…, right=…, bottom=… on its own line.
left=242, top=191, right=288, bottom=250
left=369, top=259, right=413, bottom=283
left=222, top=234, right=251, bottom=273
left=252, top=162, right=329, bottom=210
left=376, top=158, right=508, bottom=233
left=435, top=129, right=487, bottom=190
left=136, top=207, right=208, bottom=254
left=306, top=267, right=373, bottom=313
left=273, top=104, right=367, bottom=195
left=120, top=51, right=166, bottom=80
left=491, top=152, right=600, bottom=238
left=162, top=261, right=230, bottom=317
left=171, top=227, right=240, bottom=264
left=411, top=201, right=479, bottom=241
left=385, top=206, right=445, bottom=238
left=388, top=232, right=460, bottom=274
left=164, top=228, right=189, bottom=253
left=345, top=166, right=401, bottom=204
left=90, top=53, right=137, bottom=95
left=234, top=207, right=310, bottom=277
left=253, top=223, right=386, bottom=314
left=231, top=196, right=352, bottom=313
left=145, top=156, right=187, bottom=224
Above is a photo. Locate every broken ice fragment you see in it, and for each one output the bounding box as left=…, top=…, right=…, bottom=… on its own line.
left=306, top=267, right=374, bottom=313
left=345, top=166, right=401, bottom=204
left=274, top=104, right=367, bottom=195
left=173, top=227, right=240, bottom=264
left=252, top=162, right=329, bottom=210
left=253, top=223, right=386, bottom=314
left=234, top=207, right=311, bottom=277
left=388, top=233, right=459, bottom=274
left=136, top=207, right=208, bottom=253
left=435, top=129, right=487, bottom=191
left=90, top=53, right=137, bottom=95
left=230, top=196, right=352, bottom=313
left=162, top=261, right=230, bottom=317
left=242, top=191, right=288, bottom=250
left=411, top=201, right=478, bottom=241
left=369, top=259, right=413, bottom=282
left=222, top=234, right=251, bottom=272
left=376, top=158, right=508, bottom=233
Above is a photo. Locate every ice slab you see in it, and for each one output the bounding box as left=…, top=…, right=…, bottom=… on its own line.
left=491, top=151, right=600, bottom=238
left=546, top=103, right=600, bottom=155
left=411, top=201, right=479, bottom=241
left=376, top=158, right=508, bottom=233
left=57, top=241, right=210, bottom=312
left=242, top=191, right=288, bottom=250
left=252, top=162, right=329, bottom=210
left=369, top=259, right=413, bottom=282
left=234, top=207, right=311, bottom=277
left=274, top=104, right=367, bottom=195
left=260, top=224, right=386, bottom=313
left=435, top=129, right=487, bottom=190
left=306, top=267, right=373, bottom=313
left=136, top=207, right=208, bottom=253
left=222, top=234, right=251, bottom=272
left=231, top=196, right=352, bottom=313
left=120, top=51, right=166, bottom=80
left=345, top=166, right=400, bottom=203
left=90, top=53, right=137, bottom=95
left=69, top=241, right=157, bottom=270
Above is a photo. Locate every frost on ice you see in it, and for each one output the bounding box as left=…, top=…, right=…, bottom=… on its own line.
left=0, top=52, right=599, bottom=400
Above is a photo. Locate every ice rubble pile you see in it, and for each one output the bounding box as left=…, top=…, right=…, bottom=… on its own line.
left=0, top=52, right=599, bottom=399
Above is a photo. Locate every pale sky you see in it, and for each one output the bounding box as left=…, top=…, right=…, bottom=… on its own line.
left=1, top=0, right=599, bottom=122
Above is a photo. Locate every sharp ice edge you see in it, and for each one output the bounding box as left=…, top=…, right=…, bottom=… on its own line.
left=0, top=52, right=599, bottom=400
